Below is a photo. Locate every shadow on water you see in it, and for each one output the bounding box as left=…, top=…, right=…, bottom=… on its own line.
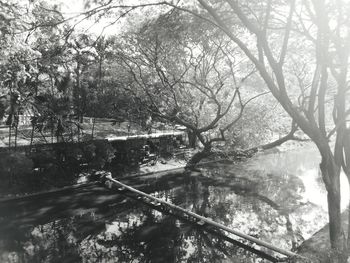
left=0, top=143, right=338, bottom=262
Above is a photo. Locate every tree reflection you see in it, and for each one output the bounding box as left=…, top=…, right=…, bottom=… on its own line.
left=0, top=155, right=328, bottom=262
left=0, top=199, right=270, bottom=262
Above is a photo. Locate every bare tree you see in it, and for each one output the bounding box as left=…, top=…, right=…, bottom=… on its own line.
left=116, top=16, right=267, bottom=166
left=192, top=0, right=350, bottom=259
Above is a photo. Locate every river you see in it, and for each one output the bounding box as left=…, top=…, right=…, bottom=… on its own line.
left=0, top=142, right=348, bottom=262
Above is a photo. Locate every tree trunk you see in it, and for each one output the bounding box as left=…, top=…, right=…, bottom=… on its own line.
left=187, top=130, right=197, bottom=149
left=186, top=144, right=212, bottom=168
left=320, top=157, right=344, bottom=260
left=51, top=118, right=54, bottom=144
left=91, top=117, right=96, bottom=140
left=246, top=132, right=294, bottom=154
left=14, top=122, right=18, bottom=150
left=348, top=185, right=350, bottom=250
left=30, top=123, right=34, bottom=147
left=327, top=189, right=342, bottom=248
left=8, top=124, right=11, bottom=150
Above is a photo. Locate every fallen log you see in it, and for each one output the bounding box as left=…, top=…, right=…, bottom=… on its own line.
left=102, top=174, right=304, bottom=259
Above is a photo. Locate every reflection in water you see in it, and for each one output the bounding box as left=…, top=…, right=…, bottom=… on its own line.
left=247, top=143, right=349, bottom=211
left=0, top=205, right=268, bottom=262
left=0, top=143, right=341, bottom=262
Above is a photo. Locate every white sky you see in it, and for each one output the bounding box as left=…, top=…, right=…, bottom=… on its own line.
left=56, top=0, right=84, bottom=14
left=52, top=0, right=119, bottom=36
left=52, top=0, right=169, bottom=37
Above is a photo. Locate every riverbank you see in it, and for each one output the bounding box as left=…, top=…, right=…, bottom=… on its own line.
left=0, top=152, right=188, bottom=199
left=0, top=126, right=188, bottom=198
left=295, top=209, right=349, bottom=262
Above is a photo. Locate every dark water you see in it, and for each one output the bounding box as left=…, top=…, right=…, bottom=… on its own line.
left=1, top=143, right=344, bottom=262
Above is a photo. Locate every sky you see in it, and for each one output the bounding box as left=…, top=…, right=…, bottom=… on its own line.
left=56, top=0, right=84, bottom=14
left=52, top=0, right=168, bottom=37
left=52, top=0, right=119, bottom=36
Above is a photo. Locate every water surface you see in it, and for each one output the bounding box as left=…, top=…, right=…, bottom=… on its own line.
left=1, top=143, right=344, bottom=262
